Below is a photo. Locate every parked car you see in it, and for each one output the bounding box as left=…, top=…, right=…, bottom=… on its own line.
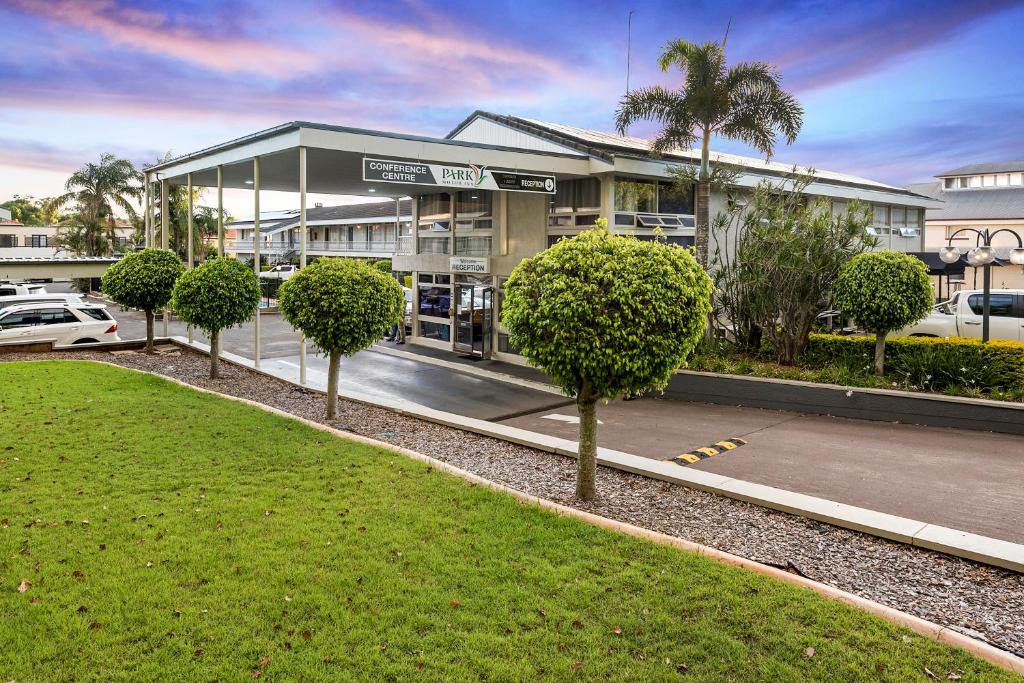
left=0, top=281, right=48, bottom=297
left=0, top=293, right=84, bottom=311
left=896, top=289, right=1024, bottom=341
left=0, top=303, right=120, bottom=347
left=259, top=264, right=297, bottom=281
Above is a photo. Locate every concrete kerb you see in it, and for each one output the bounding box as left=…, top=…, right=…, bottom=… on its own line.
left=39, top=357, right=1024, bottom=676
left=166, top=337, right=1024, bottom=575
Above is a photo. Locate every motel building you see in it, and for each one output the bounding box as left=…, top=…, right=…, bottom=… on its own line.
left=143, top=111, right=937, bottom=366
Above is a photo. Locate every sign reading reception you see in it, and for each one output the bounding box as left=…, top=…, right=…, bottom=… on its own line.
left=450, top=257, right=489, bottom=274
left=363, top=157, right=556, bottom=194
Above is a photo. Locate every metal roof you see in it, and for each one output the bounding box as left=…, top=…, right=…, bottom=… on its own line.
left=936, top=161, right=1024, bottom=177
left=905, top=181, right=1024, bottom=220
left=448, top=111, right=924, bottom=197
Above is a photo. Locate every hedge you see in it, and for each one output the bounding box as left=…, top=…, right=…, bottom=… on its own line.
left=804, top=333, right=1024, bottom=391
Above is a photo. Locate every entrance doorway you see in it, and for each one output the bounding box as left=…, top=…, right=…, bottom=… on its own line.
left=454, top=283, right=494, bottom=357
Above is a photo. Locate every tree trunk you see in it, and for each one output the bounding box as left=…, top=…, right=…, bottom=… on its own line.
left=695, top=132, right=712, bottom=269
left=575, top=381, right=598, bottom=502
left=210, top=330, right=220, bottom=379
left=326, top=351, right=341, bottom=420
left=145, top=309, right=155, bottom=354
left=874, top=332, right=886, bottom=377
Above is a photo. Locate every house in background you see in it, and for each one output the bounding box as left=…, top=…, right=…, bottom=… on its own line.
left=228, top=199, right=411, bottom=263
left=908, top=161, right=1024, bottom=293
left=0, top=218, right=134, bottom=259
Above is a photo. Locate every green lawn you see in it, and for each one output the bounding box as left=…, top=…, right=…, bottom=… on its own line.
left=0, top=361, right=1015, bottom=682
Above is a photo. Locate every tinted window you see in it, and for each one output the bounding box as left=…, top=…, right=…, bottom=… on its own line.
left=0, top=311, right=40, bottom=327
left=39, top=309, right=74, bottom=325
left=0, top=287, right=16, bottom=296
left=967, top=294, right=1015, bottom=317
left=79, top=308, right=111, bottom=321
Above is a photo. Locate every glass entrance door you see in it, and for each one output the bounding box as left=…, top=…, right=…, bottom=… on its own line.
left=454, top=284, right=494, bottom=357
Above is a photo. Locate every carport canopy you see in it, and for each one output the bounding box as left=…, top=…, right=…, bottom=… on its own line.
left=146, top=121, right=602, bottom=196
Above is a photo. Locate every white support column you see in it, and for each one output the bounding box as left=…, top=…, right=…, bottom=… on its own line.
left=253, top=156, right=261, bottom=370
left=498, top=191, right=509, bottom=256
left=600, top=173, right=615, bottom=227
left=160, top=178, right=169, bottom=337
left=216, top=165, right=224, bottom=258
left=186, top=173, right=194, bottom=344
left=143, top=174, right=151, bottom=248
left=298, top=146, right=307, bottom=386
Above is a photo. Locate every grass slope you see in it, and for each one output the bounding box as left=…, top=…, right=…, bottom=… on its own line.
left=0, top=361, right=1014, bottom=681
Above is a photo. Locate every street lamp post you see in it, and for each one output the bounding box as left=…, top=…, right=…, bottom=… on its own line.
left=939, top=228, right=1024, bottom=343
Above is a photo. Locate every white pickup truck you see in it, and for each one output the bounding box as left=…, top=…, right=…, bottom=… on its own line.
left=898, top=289, right=1024, bottom=341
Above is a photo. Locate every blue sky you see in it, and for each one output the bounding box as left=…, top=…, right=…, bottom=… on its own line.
left=1, top=0, right=1023, bottom=216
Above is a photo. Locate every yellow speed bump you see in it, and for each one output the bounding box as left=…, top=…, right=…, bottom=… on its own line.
left=666, top=438, right=747, bottom=467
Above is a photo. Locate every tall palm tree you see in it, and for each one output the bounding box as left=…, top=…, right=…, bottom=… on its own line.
left=56, top=153, right=142, bottom=255
left=615, top=35, right=803, bottom=268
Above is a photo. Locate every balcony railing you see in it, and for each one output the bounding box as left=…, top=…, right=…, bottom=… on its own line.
left=226, top=240, right=395, bottom=254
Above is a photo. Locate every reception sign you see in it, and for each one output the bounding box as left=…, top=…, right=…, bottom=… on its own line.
left=364, top=157, right=555, bottom=194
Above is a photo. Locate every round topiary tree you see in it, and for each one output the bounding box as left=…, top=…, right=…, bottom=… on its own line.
left=101, top=248, right=184, bottom=354
left=171, top=258, right=261, bottom=379
left=278, top=258, right=402, bottom=419
left=833, top=250, right=933, bottom=377
left=503, top=225, right=713, bottom=500
left=371, top=258, right=393, bottom=275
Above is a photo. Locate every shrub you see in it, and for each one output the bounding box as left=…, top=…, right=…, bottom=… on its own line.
left=805, top=334, right=1024, bottom=391
left=101, top=248, right=184, bottom=353
left=833, top=251, right=933, bottom=376
left=371, top=258, right=393, bottom=275
left=278, top=259, right=402, bottom=419
left=503, top=224, right=712, bottom=500
left=711, top=176, right=874, bottom=363
left=171, top=258, right=261, bottom=378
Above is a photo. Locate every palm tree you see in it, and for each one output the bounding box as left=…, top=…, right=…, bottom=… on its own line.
left=615, top=35, right=803, bottom=268
left=56, top=153, right=142, bottom=255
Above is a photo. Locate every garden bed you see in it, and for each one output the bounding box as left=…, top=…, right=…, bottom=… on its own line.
left=1, top=349, right=1023, bottom=664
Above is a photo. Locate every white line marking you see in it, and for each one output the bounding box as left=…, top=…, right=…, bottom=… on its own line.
left=541, top=414, right=602, bottom=425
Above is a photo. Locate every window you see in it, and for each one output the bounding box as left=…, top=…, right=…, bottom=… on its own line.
left=455, top=191, right=492, bottom=219
left=658, top=181, right=694, bottom=215
left=958, top=177, right=970, bottom=189
left=79, top=308, right=112, bottom=321
left=0, top=234, right=15, bottom=248
left=419, top=321, right=450, bottom=341
left=39, top=309, right=76, bottom=325
left=967, top=294, right=1015, bottom=317
left=890, top=207, right=906, bottom=227
left=551, top=178, right=601, bottom=213
left=906, top=208, right=920, bottom=226
left=418, top=193, right=450, bottom=219
left=31, top=235, right=48, bottom=248
left=614, top=178, right=655, bottom=212
left=0, top=310, right=40, bottom=328
left=418, top=285, right=451, bottom=317
left=944, top=178, right=955, bottom=189
left=945, top=225, right=968, bottom=240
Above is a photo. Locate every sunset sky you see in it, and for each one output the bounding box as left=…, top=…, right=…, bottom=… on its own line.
left=2, top=0, right=1023, bottom=217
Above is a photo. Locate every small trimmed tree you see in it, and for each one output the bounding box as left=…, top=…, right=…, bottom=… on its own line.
left=278, top=258, right=402, bottom=419
left=833, top=250, right=933, bottom=376
left=503, top=225, right=713, bottom=500
left=171, top=258, right=261, bottom=379
left=101, top=248, right=184, bottom=354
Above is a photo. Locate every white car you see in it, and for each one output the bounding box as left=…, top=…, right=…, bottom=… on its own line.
left=259, top=264, right=297, bottom=281
left=0, top=293, right=84, bottom=311
left=897, top=289, right=1024, bottom=341
left=0, top=282, right=48, bottom=297
left=0, top=303, right=120, bottom=347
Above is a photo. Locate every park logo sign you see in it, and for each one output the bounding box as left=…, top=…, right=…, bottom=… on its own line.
left=363, top=157, right=556, bottom=194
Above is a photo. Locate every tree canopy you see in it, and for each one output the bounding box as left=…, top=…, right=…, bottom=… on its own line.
left=503, top=225, right=712, bottom=499
left=101, top=248, right=185, bottom=353
left=278, top=258, right=403, bottom=418
left=172, top=258, right=261, bottom=378
left=833, top=250, right=933, bottom=376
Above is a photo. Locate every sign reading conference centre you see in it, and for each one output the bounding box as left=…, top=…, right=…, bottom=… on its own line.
left=363, top=157, right=556, bottom=194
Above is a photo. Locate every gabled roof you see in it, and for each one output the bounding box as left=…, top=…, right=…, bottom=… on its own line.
left=447, top=111, right=921, bottom=196
left=936, top=161, right=1024, bottom=177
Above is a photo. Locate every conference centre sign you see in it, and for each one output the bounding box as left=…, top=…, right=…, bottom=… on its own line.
left=363, top=157, right=556, bottom=194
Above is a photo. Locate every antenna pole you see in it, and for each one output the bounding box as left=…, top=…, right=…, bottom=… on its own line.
left=626, top=9, right=635, bottom=96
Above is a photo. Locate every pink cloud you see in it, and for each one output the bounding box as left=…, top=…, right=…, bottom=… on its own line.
left=9, top=0, right=320, bottom=77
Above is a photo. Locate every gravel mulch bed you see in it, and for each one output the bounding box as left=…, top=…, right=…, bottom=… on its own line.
left=4, top=347, right=1023, bottom=657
